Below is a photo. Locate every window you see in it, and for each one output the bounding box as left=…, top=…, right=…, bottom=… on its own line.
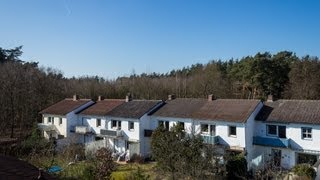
left=59, top=118, right=62, bottom=125
left=164, top=121, right=169, bottom=130
left=267, top=125, right=277, bottom=136
left=278, top=126, right=286, bottom=138
left=210, top=125, right=216, bottom=136
left=229, top=126, right=237, bottom=137
left=111, top=120, right=121, bottom=130
left=129, top=122, right=134, bottom=130
left=96, top=119, right=101, bottom=127
left=48, top=117, right=54, bottom=124
left=267, top=125, right=286, bottom=138
left=201, top=124, right=209, bottom=134
left=177, top=122, right=185, bottom=130
left=302, top=127, right=312, bottom=139
left=158, top=120, right=169, bottom=130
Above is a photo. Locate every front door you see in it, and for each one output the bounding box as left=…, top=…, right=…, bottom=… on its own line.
left=272, top=149, right=281, bottom=167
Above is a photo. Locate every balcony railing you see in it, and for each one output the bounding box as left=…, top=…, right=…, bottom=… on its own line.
left=100, top=129, right=123, bottom=137
left=253, top=136, right=290, bottom=148
left=75, top=126, right=91, bottom=134
left=38, top=123, right=55, bottom=132
left=201, top=134, right=219, bottom=145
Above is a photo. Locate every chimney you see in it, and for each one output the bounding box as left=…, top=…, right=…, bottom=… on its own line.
left=168, top=94, right=176, bottom=100
left=73, top=94, right=79, bottom=101
left=208, top=94, right=215, bottom=101
left=98, top=95, right=104, bottom=101
left=125, top=93, right=132, bottom=102
left=267, top=95, right=274, bottom=102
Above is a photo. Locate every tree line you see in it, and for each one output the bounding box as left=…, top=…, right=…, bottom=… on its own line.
left=1, top=46, right=320, bottom=139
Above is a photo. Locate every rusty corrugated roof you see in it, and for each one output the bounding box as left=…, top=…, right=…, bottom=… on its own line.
left=256, top=100, right=320, bottom=124
left=107, top=100, right=163, bottom=119
left=153, top=98, right=260, bottom=123
left=79, top=99, right=125, bottom=116
left=39, top=98, right=92, bottom=115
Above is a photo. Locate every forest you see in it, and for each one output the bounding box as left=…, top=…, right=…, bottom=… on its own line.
left=1, top=46, right=320, bottom=139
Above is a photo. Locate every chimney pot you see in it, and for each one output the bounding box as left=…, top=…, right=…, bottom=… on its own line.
left=73, top=94, right=79, bottom=101
left=98, top=96, right=104, bottom=101
left=267, top=95, right=274, bottom=102
left=208, top=94, right=214, bottom=101
left=168, top=94, right=176, bottom=100
left=126, top=93, right=132, bottom=102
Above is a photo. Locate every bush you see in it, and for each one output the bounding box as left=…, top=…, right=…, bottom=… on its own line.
left=129, top=153, right=145, bottom=164
left=226, top=154, right=247, bottom=179
left=292, top=164, right=316, bottom=179
left=95, top=147, right=116, bottom=179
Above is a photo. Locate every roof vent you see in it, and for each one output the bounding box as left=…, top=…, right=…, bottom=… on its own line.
left=98, top=95, right=104, bottom=101
left=73, top=94, right=79, bottom=101
left=168, top=94, right=176, bottom=100
left=126, top=93, right=132, bottom=102
left=267, top=95, right=274, bottom=102
left=208, top=94, right=215, bottom=101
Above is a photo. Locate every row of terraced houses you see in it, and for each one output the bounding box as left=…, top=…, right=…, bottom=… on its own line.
left=38, top=94, right=320, bottom=172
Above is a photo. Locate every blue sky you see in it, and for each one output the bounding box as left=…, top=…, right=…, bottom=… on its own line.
left=1, top=0, right=320, bottom=79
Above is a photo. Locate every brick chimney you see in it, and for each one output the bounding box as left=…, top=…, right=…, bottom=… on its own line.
left=168, top=94, right=176, bottom=100
left=267, top=95, right=274, bottom=102
left=98, top=95, right=104, bottom=101
left=125, top=93, right=132, bottom=102
left=73, top=94, right=79, bottom=101
left=208, top=94, right=215, bottom=101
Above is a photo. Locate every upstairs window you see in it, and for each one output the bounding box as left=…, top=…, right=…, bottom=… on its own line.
left=48, top=117, right=54, bottom=124
left=229, top=126, right=237, bottom=137
left=158, top=120, right=169, bottom=130
left=210, top=125, right=216, bottom=136
left=302, top=127, right=312, bottom=139
left=59, top=118, right=62, bottom=125
left=177, top=122, right=185, bottom=131
left=267, top=125, right=286, bottom=138
left=112, top=120, right=121, bottom=130
left=201, top=124, right=209, bottom=134
left=96, top=119, right=101, bottom=127
left=129, top=122, right=134, bottom=130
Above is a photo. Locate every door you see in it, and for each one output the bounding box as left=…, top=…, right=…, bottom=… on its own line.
left=272, top=149, right=281, bottom=167
left=128, top=142, right=140, bottom=157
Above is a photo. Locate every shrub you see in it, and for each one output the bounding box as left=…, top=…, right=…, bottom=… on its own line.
left=129, top=153, right=145, bottom=164
left=95, top=147, right=116, bottom=179
left=292, top=164, right=316, bottom=179
left=226, top=154, right=247, bottom=179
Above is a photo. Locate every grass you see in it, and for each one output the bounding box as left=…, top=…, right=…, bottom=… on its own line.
left=111, top=162, right=162, bottom=180
left=27, top=154, right=165, bottom=180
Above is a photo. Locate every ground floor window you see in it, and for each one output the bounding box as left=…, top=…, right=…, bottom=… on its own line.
left=297, top=153, right=318, bottom=165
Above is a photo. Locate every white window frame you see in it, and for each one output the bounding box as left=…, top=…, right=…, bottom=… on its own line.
left=228, top=126, right=237, bottom=137
left=128, top=121, right=134, bottom=131
left=267, top=124, right=286, bottom=138
left=301, top=127, right=312, bottom=140
left=267, top=124, right=278, bottom=137
left=96, top=118, right=101, bottom=127
left=59, top=118, right=62, bottom=125
left=158, top=120, right=169, bottom=130
left=200, top=123, right=209, bottom=134
left=111, top=120, right=121, bottom=130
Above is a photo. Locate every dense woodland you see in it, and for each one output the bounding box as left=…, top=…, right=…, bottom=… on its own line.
left=1, top=46, right=320, bottom=139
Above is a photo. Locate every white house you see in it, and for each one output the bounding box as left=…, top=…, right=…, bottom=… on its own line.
left=251, top=98, right=320, bottom=171
left=90, top=97, right=164, bottom=158
left=38, top=95, right=94, bottom=143
left=77, top=96, right=125, bottom=144
left=151, top=95, right=263, bottom=169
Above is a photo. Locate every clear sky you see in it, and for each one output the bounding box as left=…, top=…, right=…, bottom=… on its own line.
left=1, top=0, right=320, bottom=79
